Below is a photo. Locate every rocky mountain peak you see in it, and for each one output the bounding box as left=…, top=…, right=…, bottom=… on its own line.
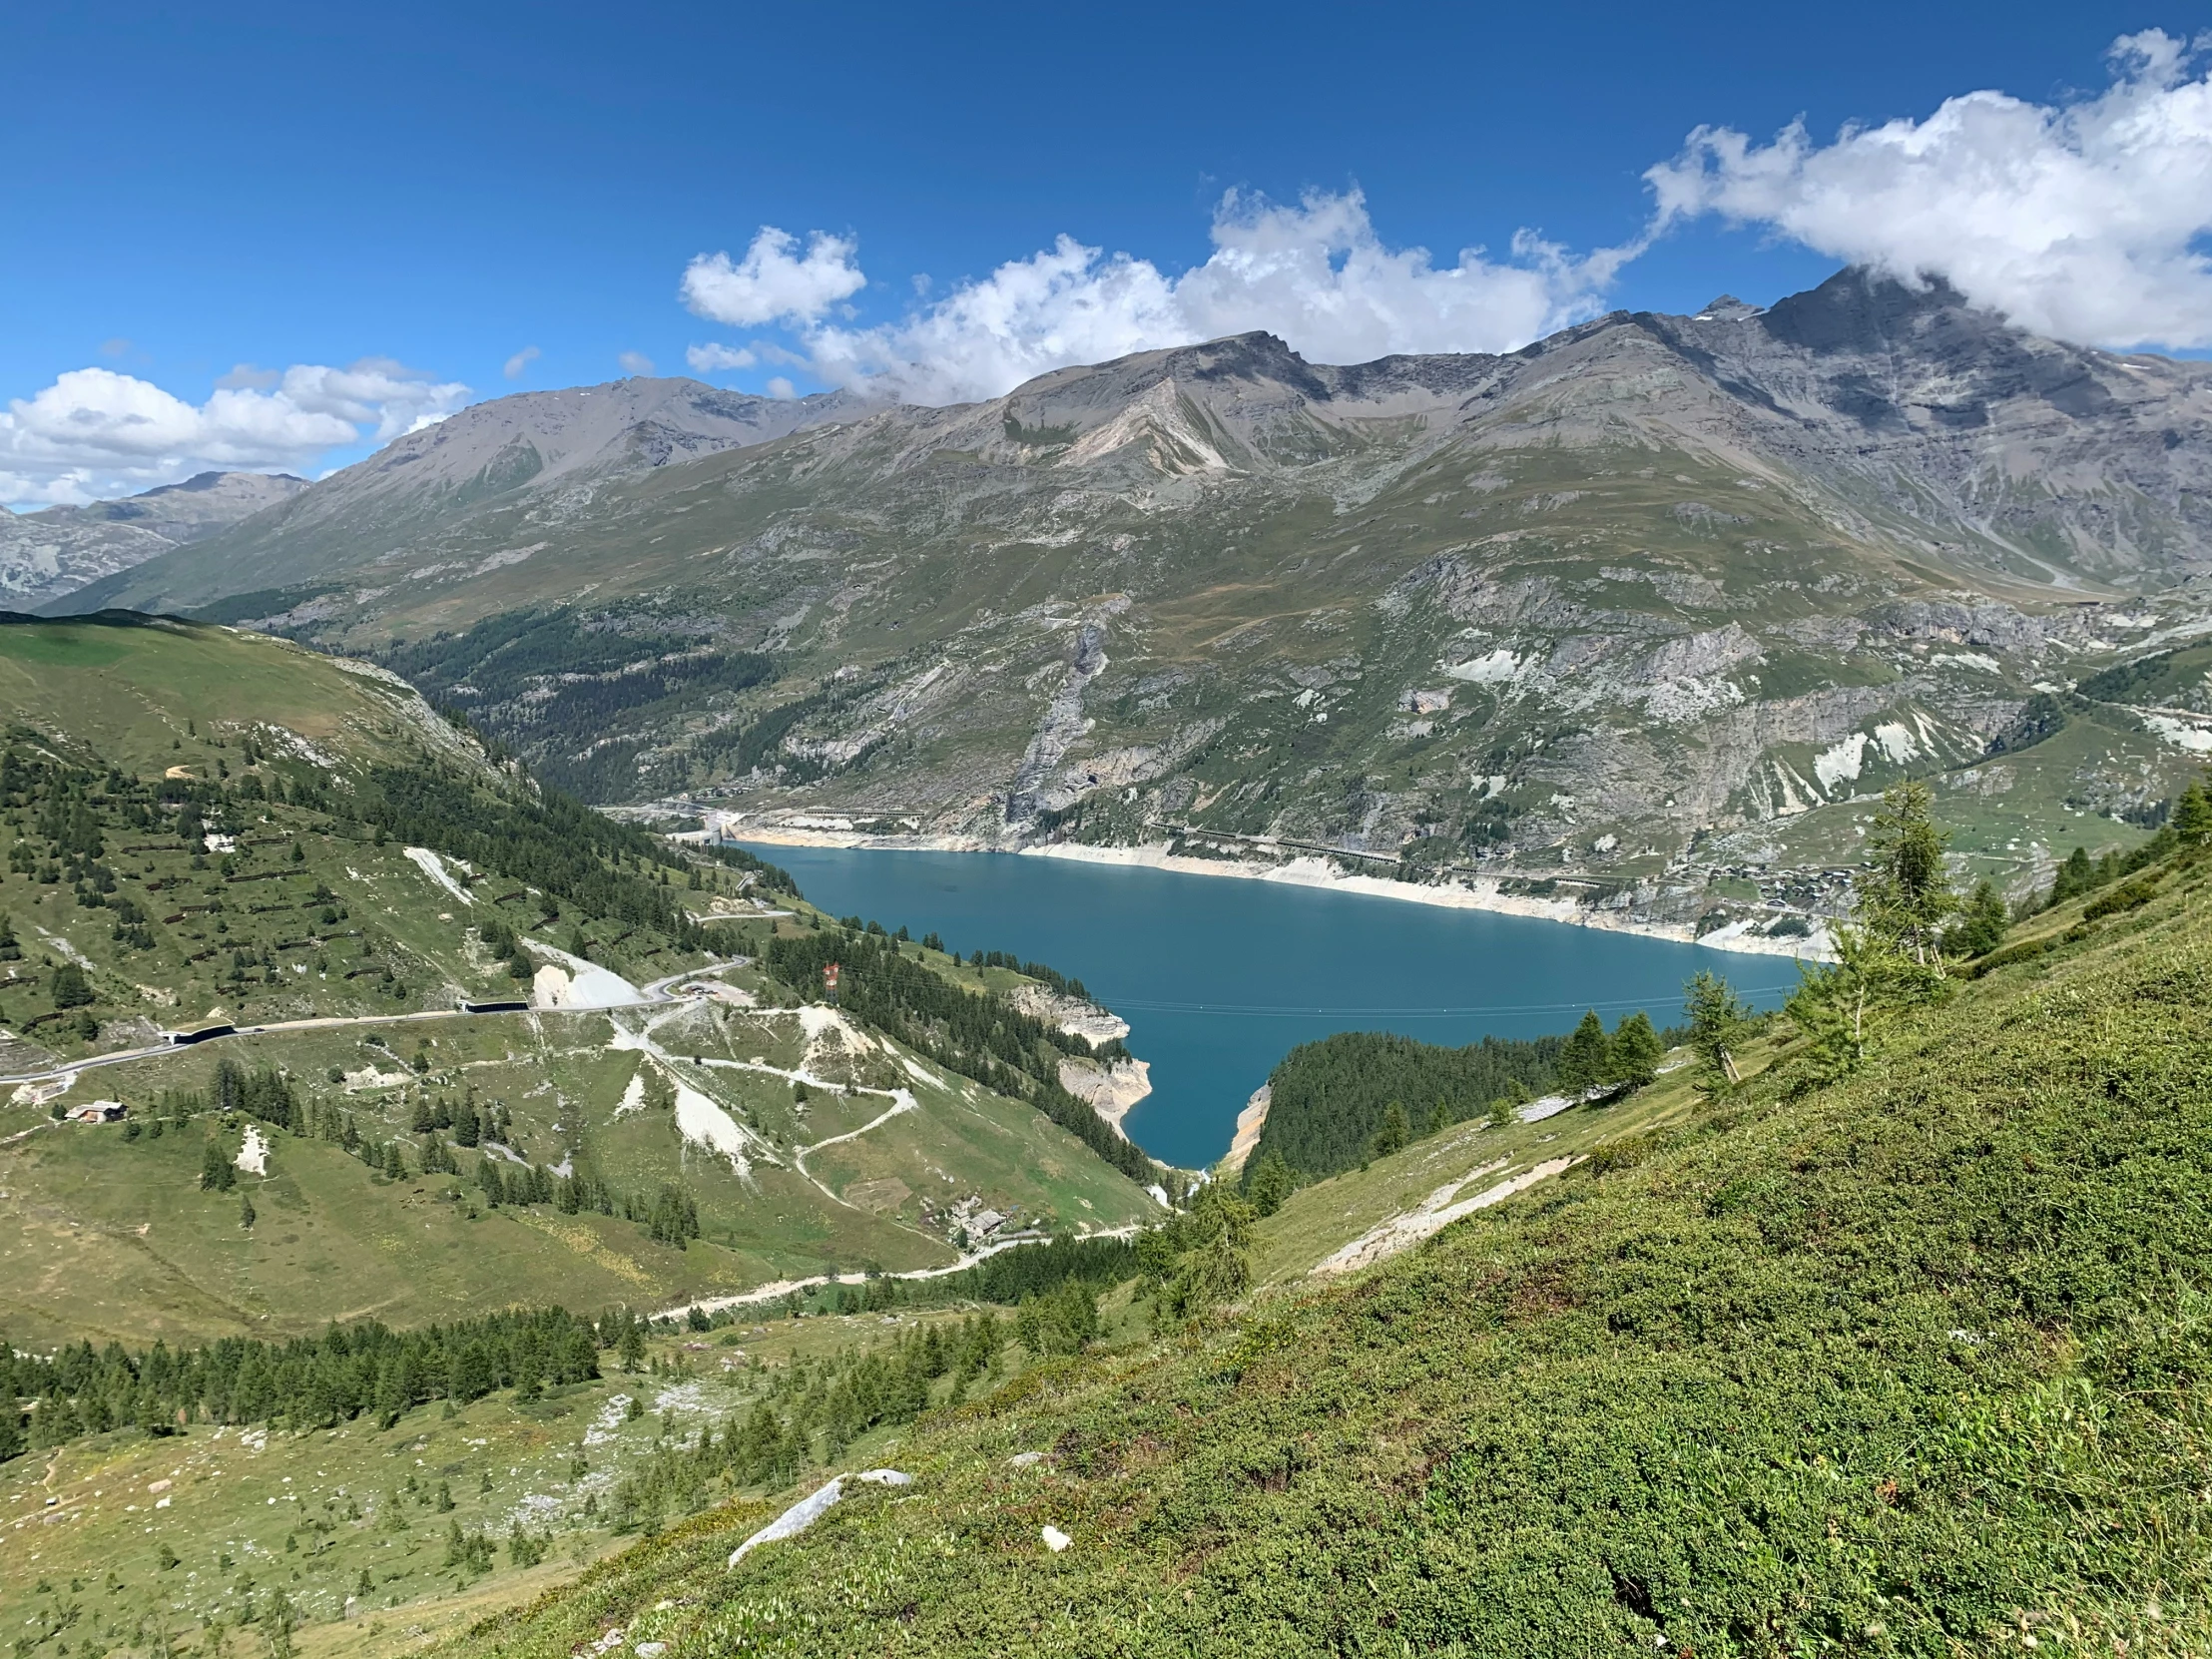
left=1756, top=265, right=1977, bottom=352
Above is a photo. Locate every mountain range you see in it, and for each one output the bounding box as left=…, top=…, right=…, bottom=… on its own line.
left=0, top=469, right=306, bottom=606
left=47, top=268, right=2212, bottom=921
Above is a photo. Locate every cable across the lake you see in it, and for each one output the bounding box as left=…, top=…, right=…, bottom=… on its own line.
left=1099, top=988, right=1790, bottom=1020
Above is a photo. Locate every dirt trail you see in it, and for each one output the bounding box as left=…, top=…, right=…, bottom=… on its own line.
left=1312, top=1156, right=1580, bottom=1276
left=620, top=998, right=932, bottom=1231
left=651, top=1222, right=1148, bottom=1322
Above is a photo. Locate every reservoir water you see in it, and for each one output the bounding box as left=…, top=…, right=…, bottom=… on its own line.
left=743, top=845, right=1808, bottom=1169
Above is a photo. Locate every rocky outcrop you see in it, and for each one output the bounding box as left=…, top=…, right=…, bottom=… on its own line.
left=1002, top=984, right=1130, bottom=1045
left=1056, top=1055, right=1152, bottom=1137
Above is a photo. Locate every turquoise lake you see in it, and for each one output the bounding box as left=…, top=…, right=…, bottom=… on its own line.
left=743, top=845, right=1807, bottom=1169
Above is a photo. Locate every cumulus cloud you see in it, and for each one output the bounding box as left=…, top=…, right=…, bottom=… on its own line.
left=685, top=341, right=758, bottom=372
left=618, top=350, right=657, bottom=375
left=683, top=191, right=1639, bottom=404
left=503, top=345, right=541, bottom=380
left=681, top=229, right=866, bottom=327
left=217, top=362, right=280, bottom=390
left=1, top=358, right=468, bottom=506
left=1645, top=30, right=2212, bottom=348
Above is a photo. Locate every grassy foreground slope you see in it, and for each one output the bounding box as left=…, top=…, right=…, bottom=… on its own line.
left=465, top=857, right=2212, bottom=1655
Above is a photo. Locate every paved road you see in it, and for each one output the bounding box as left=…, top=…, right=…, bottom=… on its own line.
left=0, top=960, right=740, bottom=1092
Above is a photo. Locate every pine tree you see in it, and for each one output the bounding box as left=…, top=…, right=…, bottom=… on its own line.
left=239, top=1194, right=256, bottom=1230
left=200, top=1139, right=237, bottom=1192
left=1860, top=780, right=1956, bottom=964
left=1246, top=1151, right=1294, bottom=1218
left=50, top=962, right=93, bottom=1009
left=2049, top=845, right=2095, bottom=907
left=1683, top=971, right=1750, bottom=1085
left=1605, top=1012, right=1665, bottom=1088
left=1949, top=879, right=2010, bottom=957
left=1555, top=1011, right=1611, bottom=1094
left=2174, top=780, right=2212, bottom=848
left=0, top=915, right=18, bottom=961
left=1369, top=1101, right=1410, bottom=1160
left=1775, top=785, right=1966, bottom=1084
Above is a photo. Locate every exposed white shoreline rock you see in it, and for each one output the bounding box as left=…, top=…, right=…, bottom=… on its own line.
left=719, top=827, right=1836, bottom=962
left=1057, top=1054, right=1152, bottom=1137
left=1218, top=1084, right=1270, bottom=1177
left=1004, top=983, right=1130, bottom=1044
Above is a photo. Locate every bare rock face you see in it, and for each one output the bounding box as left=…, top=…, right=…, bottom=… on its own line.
left=1004, top=984, right=1130, bottom=1045
left=1056, top=1055, right=1153, bottom=1138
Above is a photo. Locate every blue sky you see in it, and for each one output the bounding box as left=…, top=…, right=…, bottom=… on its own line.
left=2, top=1, right=2205, bottom=504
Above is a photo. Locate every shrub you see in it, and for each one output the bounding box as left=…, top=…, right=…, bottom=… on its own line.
left=1967, top=934, right=2057, bottom=979
left=2083, top=874, right=2158, bottom=921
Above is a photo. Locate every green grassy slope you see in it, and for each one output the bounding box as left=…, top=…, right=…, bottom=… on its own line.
left=458, top=850, right=2212, bottom=1656
left=0, top=1311, right=995, bottom=1659
left=0, top=613, right=450, bottom=778
left=0, top=611, right=716, bottom=1045
left=3, top=951, right=1156, bottom=1350
left=0, top=615, right=1156, bottom=1347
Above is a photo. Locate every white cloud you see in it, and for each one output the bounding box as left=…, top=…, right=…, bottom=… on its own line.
left=1644, top=30, right=2212, bottom=348
left=764, top=376, right=797, bottom=400
left=619, top=350, right=657, bottom=375
left=1, top=358, right=468, bottom=506
left=503, top=345, right=541, bottom=381
left=681, top=228, right=866, bottom=327
left=685, top=341, right=757, bottom=372
left=689, top=190, right=1640, bottom=404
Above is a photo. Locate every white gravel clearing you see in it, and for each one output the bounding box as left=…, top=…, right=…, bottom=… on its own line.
left=403, top=846, right=474, bottom=905
left=674, top=1085, right=752, bottom=1171
left=729, top=1470, right=911, bottom=1565
left=1314, top=1157, right=1579, bottom=1276
left=529, top=948, right=645, bottom=1009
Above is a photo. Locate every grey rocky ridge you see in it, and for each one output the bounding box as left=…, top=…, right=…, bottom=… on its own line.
left=0, top=469, right=307, bottom=607
left=55, top=268, right=2212, bottom=933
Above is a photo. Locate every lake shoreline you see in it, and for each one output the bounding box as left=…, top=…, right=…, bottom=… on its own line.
left=724, top=834, right=1812, bottom=1170
left=722, top=826, right=1831, bottom=963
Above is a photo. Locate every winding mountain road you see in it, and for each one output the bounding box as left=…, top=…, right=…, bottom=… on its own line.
left=0, top=961, right=737, bottom=1092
